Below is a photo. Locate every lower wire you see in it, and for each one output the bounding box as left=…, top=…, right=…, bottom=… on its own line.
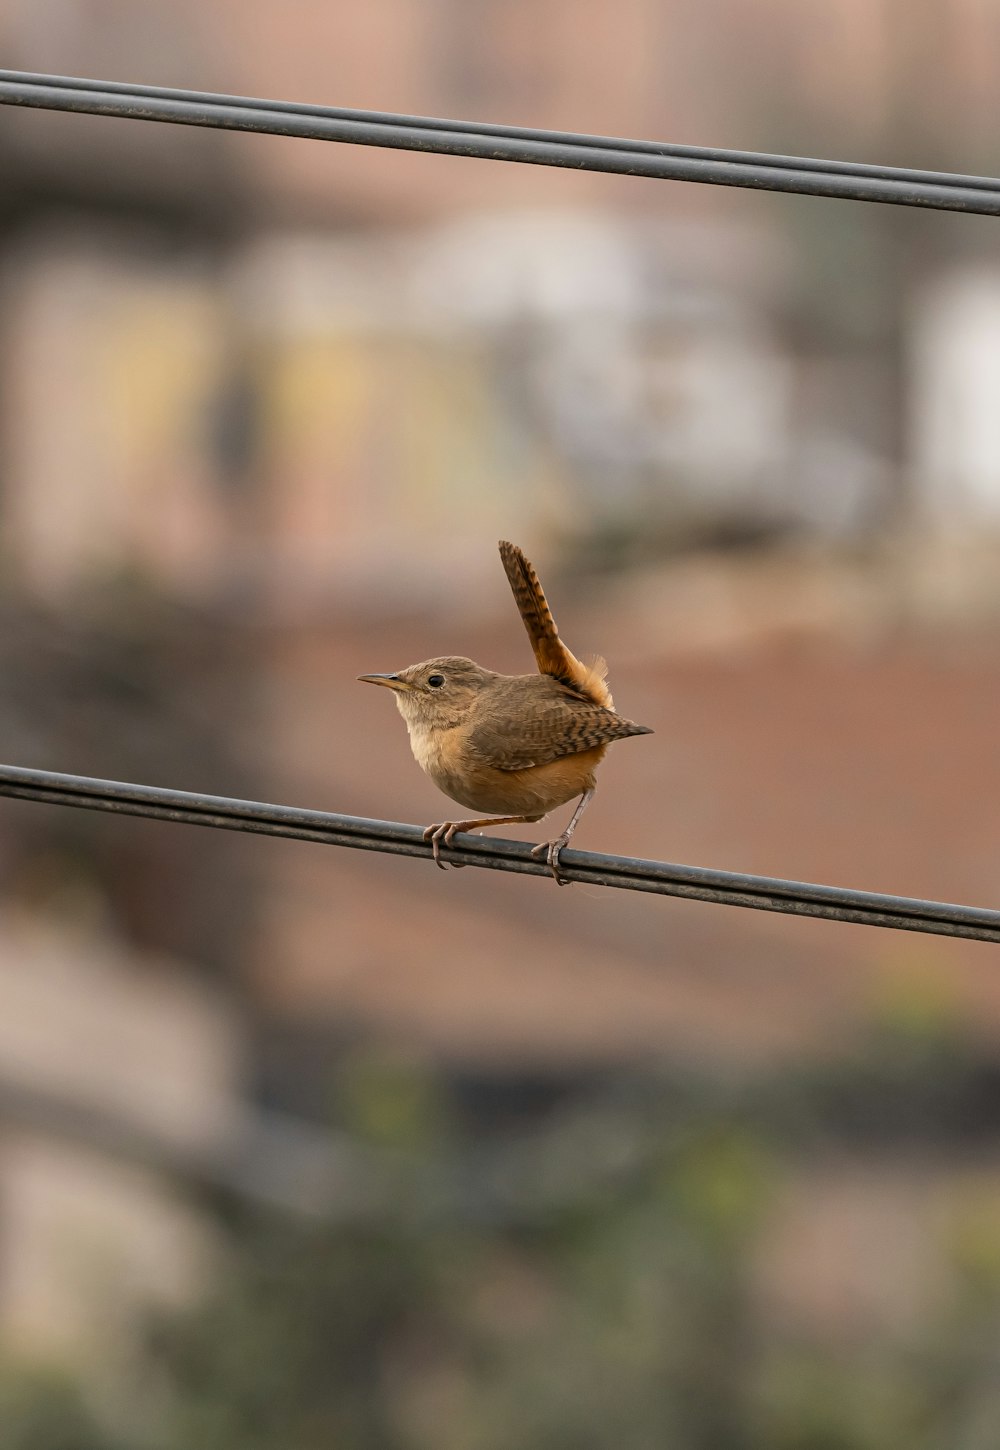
left=0, top=764, right=996, bottom=943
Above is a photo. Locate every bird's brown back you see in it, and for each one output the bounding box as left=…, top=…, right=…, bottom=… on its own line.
left=499, top=540, right=613, bottom=709
left=463, top=671, right=650, bottom=772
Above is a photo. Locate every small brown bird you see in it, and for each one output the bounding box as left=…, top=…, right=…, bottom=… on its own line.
left=358, top=540, right=652, bottom=881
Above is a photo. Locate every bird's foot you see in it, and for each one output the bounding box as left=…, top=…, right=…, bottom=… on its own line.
left=530, top=790, right=593, bottom=885
left=422, top=821, right=469, bottom=869
left=531, top=834, right=572, bottom=885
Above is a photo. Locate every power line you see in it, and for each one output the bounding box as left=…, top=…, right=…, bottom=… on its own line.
left=2, top=68, right=1000, bottom=216
left=0, top=763, right=997, bottom=942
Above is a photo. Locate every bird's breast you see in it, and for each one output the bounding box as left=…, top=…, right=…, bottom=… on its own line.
left=404, top=721, right=487, bottom=809
left=405, top=721, right=461, bottom=791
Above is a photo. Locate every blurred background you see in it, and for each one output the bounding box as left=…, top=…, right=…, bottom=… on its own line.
left=2, top=2, right=1000, bottom=1445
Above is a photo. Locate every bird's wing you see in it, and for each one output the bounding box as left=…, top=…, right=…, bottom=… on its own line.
left=466, top=688, right=651, bottom=771
left=498, top=540, right=613, bottom=708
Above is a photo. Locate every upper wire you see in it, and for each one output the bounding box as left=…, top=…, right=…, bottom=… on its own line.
left=0, top=763, right=997, bottom=943
left=2, top=69, right=1000, bottom=214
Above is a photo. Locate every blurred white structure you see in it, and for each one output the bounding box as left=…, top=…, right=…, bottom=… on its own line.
left=911, top=267, right=1000, bottom=530
left=2, top=211, right=798, bottom=603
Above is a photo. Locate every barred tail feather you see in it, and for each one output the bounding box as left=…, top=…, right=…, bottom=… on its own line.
left=498, top=541, right=613, bottom=708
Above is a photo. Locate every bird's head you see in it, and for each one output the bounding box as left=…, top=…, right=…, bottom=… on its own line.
left=357, top=656, right=496, bottom=730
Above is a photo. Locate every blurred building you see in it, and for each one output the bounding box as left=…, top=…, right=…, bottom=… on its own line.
left=2, top=0, right=1000, bottom=591
left=1, top=3, right=1000, bottom=1413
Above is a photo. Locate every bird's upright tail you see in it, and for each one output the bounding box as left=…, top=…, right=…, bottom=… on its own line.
left=498, top=540, right=613, bottom=708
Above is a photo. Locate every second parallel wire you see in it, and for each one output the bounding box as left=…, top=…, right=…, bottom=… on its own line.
left=2, top=69, right=1000, bottom=214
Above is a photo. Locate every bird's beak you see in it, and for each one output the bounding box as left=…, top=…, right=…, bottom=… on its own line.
left=357, top=672, right=410, bottom=691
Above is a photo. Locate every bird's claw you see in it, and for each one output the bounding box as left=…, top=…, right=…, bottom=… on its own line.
left=422, top=822, right=466, bottom=869
left=425, top=820, right=571, bottom=880
left=531, top=836, right=571, bottom=885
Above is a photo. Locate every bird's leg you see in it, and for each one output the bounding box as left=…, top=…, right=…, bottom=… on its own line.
left=531, top=789, right=595, bottom=884
left=423, top=815, right=544, bottom=870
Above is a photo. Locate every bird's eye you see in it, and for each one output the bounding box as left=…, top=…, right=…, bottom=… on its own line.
left=427, top=673, right=445, bottom=688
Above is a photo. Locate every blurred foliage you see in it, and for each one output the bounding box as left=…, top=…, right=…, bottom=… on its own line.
left=0, top=1367, right=117, bottom=1450
left=338, top=1050, right=456, bottom=1151
left=4, top=1031, right=1000, bottom=1448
